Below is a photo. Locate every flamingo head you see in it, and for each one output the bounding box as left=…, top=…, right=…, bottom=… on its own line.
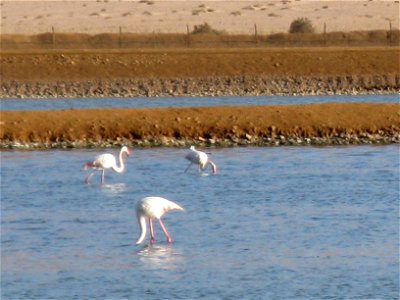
left=83, top=162, right=93, bottom=170
left=121, top=146, right=131, bottom=157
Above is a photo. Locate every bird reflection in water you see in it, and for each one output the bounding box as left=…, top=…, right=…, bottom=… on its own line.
left=101, top=183, right=128, bottom=194
left=136, top=243, right=184, bottom=270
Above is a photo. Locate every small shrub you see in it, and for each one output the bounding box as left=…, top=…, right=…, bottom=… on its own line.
left=230, top=11, right=241, bottom=16
left=192, top=9, right=202, bottom=16
left=289, top=17, right=316, bottom=34
left=268, top=13, right=280, bottom=17
left=191, top=22, right=222, bottom=35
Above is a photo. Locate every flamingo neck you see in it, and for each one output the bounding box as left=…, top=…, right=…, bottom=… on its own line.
left=112, top=149, right=126, bottom=173
left=136, top=215, right=147, bottom=244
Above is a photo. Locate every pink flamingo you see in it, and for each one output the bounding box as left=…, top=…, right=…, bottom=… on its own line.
left=135, top=196, right=184, bottom=244
left=185, top=145, right=217, bottom=174
left=83, top=146, right=131, bottom=184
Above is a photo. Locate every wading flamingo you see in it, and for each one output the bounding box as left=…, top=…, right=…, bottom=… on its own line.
left=136, top=196, right=184, bottom=244
left=83, top=146, right=131, bottom=184
left=185, top=145, right=217, bottom=174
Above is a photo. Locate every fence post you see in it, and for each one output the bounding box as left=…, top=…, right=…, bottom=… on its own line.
left=52, top=26, right=56, bottom=48
left=254, top=23, right=258, bottom=45
left=186, top=24, right=190, bottom=47
left=389, top=21, right=392, bottom=46
left=119, top=26, right=122, bottom=48
left=323, top=22, right=327, bottom=46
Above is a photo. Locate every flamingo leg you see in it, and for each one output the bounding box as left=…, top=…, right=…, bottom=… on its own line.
left=149, top=218, right=155, bottom=244
left=184, top=163, right=193, bottom=173
left=158, top=218, right=172, bottom=243
left=101, top=170, right=105, bottom=184
left=85, top=172, right=95, bottom=184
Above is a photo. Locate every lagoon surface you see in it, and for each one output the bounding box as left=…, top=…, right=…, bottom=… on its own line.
left=1, top=146, right=399, bottom=299
left=1, top=94, right=398, bottom=111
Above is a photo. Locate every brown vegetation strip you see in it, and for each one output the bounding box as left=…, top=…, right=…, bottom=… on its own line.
left=1, top=103, right=399, bottom=146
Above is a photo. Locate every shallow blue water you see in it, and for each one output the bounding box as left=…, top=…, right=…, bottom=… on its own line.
left=1, top=94, right=398, bottom=111
left=1, top=146, right=399, bottom=299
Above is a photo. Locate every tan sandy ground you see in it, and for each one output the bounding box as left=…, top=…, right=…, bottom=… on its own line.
left=1, top=0, right=399, bottom=34
left=1, top=103, right=399, bottom=147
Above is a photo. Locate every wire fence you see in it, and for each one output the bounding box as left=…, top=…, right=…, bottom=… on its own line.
left=2, top=24, right=399, bottom=50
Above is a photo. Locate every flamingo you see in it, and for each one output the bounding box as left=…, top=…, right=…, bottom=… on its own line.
left=135, top=196, right=184, bottom=245
left=83, top=146, right=131, bottom=184
left=184, top=145, right=217, bottom=174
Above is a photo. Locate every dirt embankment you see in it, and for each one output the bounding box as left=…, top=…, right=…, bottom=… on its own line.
left=1, top=47, right=399, bottom=98
left=1, top=103, right=399, bottom=149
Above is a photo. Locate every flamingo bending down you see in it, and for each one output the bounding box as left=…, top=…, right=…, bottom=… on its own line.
left=185, top=145, right=217, bottom=174
left=83, top=146, right=131, bottom=184
left=136, top=196, right=184, bottom=244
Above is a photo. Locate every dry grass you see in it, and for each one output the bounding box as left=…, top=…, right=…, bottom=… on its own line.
left=1, top=30, right=399, bottom=50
